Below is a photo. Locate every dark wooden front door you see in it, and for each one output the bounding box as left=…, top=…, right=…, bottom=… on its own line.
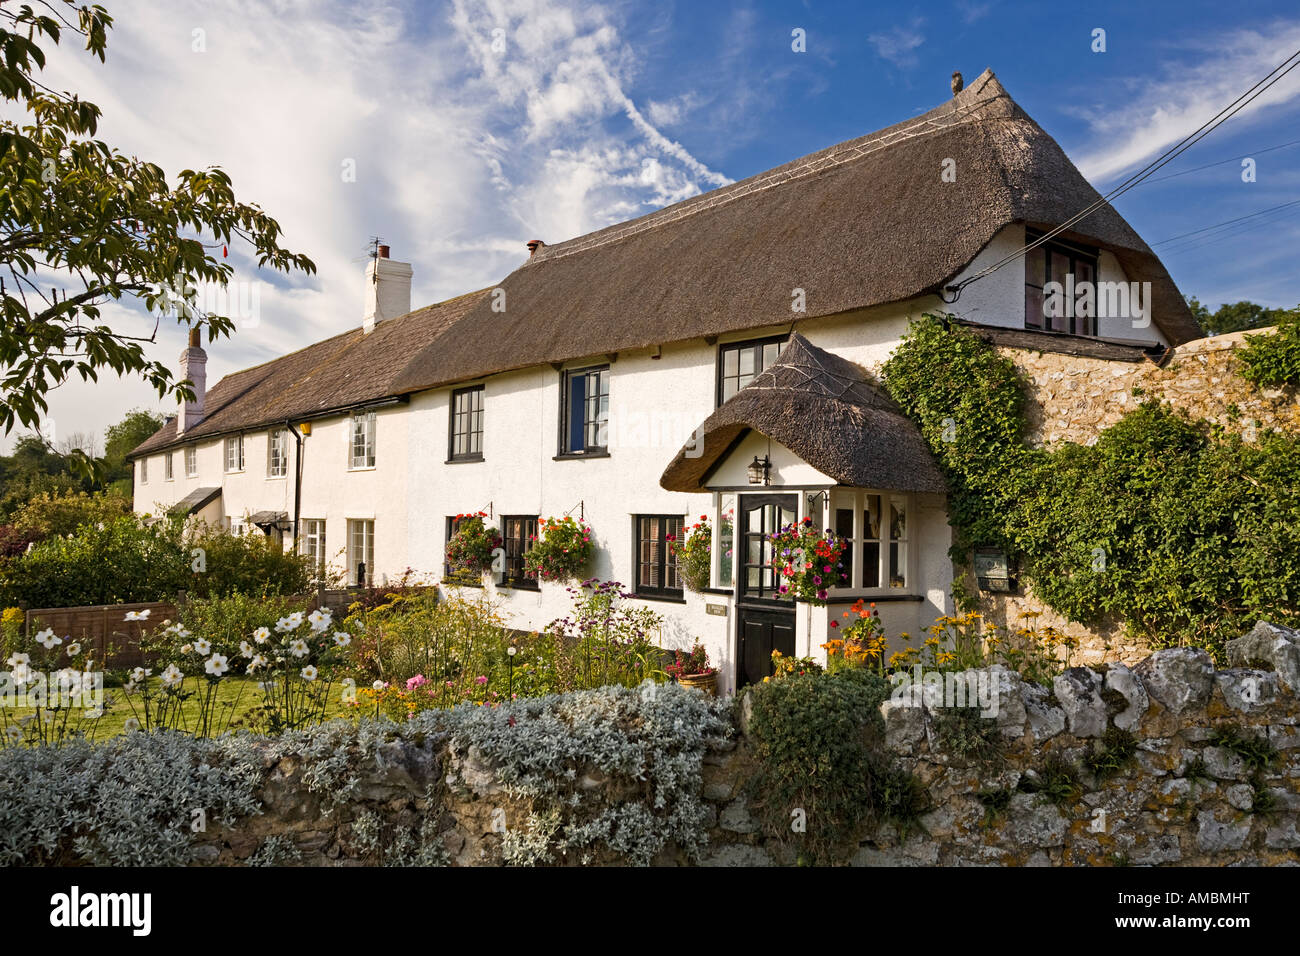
left=735, top=494, right=797, bottom=688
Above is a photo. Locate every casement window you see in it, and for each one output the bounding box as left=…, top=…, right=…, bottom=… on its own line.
left=185, top=446, right=198, bottom=477
left=349, top=411, right=377, bottom=470
left=500, top=515, right=538, bottom=589
left=267, top=429, right=288, bottom=478
left=634, top=515, right=684, bottom=598
left=1024, top=230, right=1098, bottom=336
left=139, top=458, right=148, bottom=484
left=164, top=452, right=173, bottom=481
left=224, top=435, right=244, bottom=473
left=347, top=519, right=374, bottom=587
left=559, top=365, right=609, bottom=455
left=711, top=493, right=737, bottom=589
left=830, top=490, right=910, bottom=591
left=448, top=386, right=484, bottom=461
left=717, top=335, right=787, bottom=405
left=300, top=519, right=326, bottom=577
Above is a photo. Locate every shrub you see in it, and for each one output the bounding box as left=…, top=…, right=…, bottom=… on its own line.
left=149, top=592, right=311, bottom=676
left=1238, top=309, right=1300, bottom=389
left=523, top=516, right=594, bottom=583
left=547, top=580, right=666, bottom=691
left=8, top=490, right=131, bottom=541
left=743, top=668, right=911, bottom=864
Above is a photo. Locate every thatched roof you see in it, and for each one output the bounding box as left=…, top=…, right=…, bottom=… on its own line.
left=660, top=334, right=946, bottom=494
left=394, top=69, right=1198, bottom=396
left=130, top=289, right=486, bottom=457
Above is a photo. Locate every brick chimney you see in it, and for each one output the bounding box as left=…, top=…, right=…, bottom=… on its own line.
left=363, top=244, right=413, bottom=334
left=177, top=327, right=206, bottom=435
left=527, top=239, right=546, bottom=258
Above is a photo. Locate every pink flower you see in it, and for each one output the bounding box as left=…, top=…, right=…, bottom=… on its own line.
left=475, top=675, right=488, bottom=685
left=406, top=674, right=428, bottom=690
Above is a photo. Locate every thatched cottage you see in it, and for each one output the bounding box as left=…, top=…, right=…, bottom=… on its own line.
left=129, top=69, right=1198, bottom=692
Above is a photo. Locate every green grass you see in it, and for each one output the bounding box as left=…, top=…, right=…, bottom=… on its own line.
left=4, top=676, right=353, bottom=742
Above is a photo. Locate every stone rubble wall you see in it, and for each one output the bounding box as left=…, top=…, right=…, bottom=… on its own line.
left=193, top=621, right=1300, bottom=868
left=979, top=327, right=1299, bottom=663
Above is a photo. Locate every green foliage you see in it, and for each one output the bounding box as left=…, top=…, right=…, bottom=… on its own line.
left=523, top=516, right=594, bottom=583
left=7, top=489, right=130, bottom=540
left=977, top=788, right=1012, bottom=826
left=102, top=410, right=164, bottom=492
left=1019, top=753, right=1082, bottom=806
left=932, top=706, right=1004, bottom=766
left=443, top=512, right=500, bottom=577
left=0, top=515, right=312, bottom=608
left=743, top=668, right=916, bottom=864
left=1238, top=309, right=1300, bottom=389
left=1187, top=296, right=1295, bottom=336
left=1182, top=755, right=1208, bottom=781
left=1209, top=724, right=1278, bottom=771
left=0, top=2, right=315, bottom=461
left=1083, top=727, right=1138, bottom=781
left=882, top=314, right=1300, bottom=658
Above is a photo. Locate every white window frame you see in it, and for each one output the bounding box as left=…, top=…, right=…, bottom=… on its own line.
left=300, top=519, right=326, bottom=571
left=163, top=452, right=173, bottom=481
left=710, top=492, right=738, bottom=591
left=349, top=412, right=377, bottom=470
left=267, top=429, right=288, bottom=478
left=347, top=518, right=375, bottom=586
left=224, top=435, right=245, bottom=473
left=827, top=489, right=912, bottom=594
left=139, top=457, right=148, bottom=484
left=185, top=445, right=198, bottom=477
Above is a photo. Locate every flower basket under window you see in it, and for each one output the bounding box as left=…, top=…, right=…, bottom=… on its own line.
left=769, top=518, right=848, bottom=604
left=668, top=515, right=712, bottom=593
left=445, top=512, right=501, bottom=579
left=523, top=516, right=594, bottom=583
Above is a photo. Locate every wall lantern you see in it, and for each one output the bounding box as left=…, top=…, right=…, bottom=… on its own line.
left=747, top=455, right=771, bottom=485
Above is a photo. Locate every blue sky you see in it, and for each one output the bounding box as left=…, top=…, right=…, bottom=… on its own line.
left=10, top=0, right=1300, bottom=451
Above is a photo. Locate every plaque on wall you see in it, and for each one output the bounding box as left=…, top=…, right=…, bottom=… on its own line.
left=973, top=547, right=1017, bottom=593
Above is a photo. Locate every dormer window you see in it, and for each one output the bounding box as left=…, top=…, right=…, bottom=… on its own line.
left=1024, top=231, right=1098, bottom=336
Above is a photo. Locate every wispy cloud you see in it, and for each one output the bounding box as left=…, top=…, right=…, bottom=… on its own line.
left=867, top=18, right=926, bottom=70
left=955, top=1, right=993, bottom=25
left=1075, top=21, right=1300, bottom=183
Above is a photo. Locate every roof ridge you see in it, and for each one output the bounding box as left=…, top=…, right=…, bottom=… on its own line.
left=534, top=69, right=1007, bottom=264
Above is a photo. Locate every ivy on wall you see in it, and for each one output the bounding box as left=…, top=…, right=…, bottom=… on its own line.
left=1238, top=309, right=1300, bottom=389
left=882, top=315, right=1300, bottom=659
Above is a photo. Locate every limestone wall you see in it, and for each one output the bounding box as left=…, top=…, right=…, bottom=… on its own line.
left=977, top=327, right=1299, bottom=664
left=188, top=622, right=1300, bottom=867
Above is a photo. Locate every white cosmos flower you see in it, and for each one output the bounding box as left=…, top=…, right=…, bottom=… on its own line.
left=123, top=718, right=141, bottom=733
left=124, top=680, right=139, bottom=694
left=10, top=663, right=31, bottom=686
left=253, top=626, right=270, bottom=644
left=193, top=638, right=211, bottom=655
left=3, top=726, right=20, bottom=743
left=174, top=626, right=191, bottom=639
left=179, top=643, right=193, bottom=655
left=5, top=652, right=30, bottom=668
left=130, top=666, right=151, bottom=682
left=239, top=641, right=255, bottom=658
left=124, top=609, right=151, bottom=621
left=300, top=665, right=318, bottom=682
left=333, top=632, right=351, bottom=648
left=248, top=654, right=268, bottom=672
left=308, top=609, right=332, bottom=633
left=288, top=639, right=309, bottom=658
left=84, top=707, right=103, bottom=719
left=66, top=642, right=81, bottom=656
left=161, top=664, right=183, bottom=689
left=204, top=654, right=229, bottom=677
left=372, top=680, right=386, bottom=690
left=36, top=629, right=61, bottom=649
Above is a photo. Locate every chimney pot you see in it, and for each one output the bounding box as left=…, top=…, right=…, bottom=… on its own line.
left=188, top=327, right=201, bottom=348
left=527, top=239, right=545, bottom=257
left=376, top=244, right=390, bottom=259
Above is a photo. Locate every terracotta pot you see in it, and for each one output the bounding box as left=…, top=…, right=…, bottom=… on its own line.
left=677, top=671, right=718, bottom=696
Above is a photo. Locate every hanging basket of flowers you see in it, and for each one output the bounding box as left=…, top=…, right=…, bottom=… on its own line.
left=769, top=518, right=848, bottom=604
left=668, top=515, right=712, bottom=592
left=444, top=512, right=501, bottom=579
left=523, top=516, right=595, bottom=583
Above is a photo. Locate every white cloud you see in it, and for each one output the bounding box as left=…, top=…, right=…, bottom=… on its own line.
left=867, top=19, right=926, bottom=70
left=1076, top=22, right=1300, bottom=183
left=4, top=0, right=730, bottom=448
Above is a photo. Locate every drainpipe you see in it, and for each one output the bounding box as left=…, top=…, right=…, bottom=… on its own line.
left=287, top=421, right=304, bottom=549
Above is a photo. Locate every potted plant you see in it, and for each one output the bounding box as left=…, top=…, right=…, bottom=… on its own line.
left=444, top=512, right=501, bottom=581
left=668, top=515, right=712, bottom=592
left=523, top=516, right=595, bottom=583
left=769, top=518, right=848, bottom=604
left=665, top=642, right=718, bottom=696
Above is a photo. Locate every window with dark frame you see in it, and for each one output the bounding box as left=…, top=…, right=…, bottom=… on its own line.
left=500, top=515, right=539, bottom=589
left=560, top=365, right=609, bottom=455
left=449, top=385, right=484, bottom=460
left=717, top=335, right=787, bottom=405
left=1024, top=230, right=1099, bottom=336
left=634, top=515, right=684, bottom=597
left=443, top=515, right=484, bottom=586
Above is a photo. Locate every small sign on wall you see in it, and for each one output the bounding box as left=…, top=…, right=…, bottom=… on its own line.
left=705, top=603, right=728, bottom=617
left=974, top=547, right=1017, bottom=593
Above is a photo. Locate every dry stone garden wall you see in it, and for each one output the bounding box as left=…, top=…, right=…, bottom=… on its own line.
left=978, top=327, right=1300, bottom=664
left=174, top=621, right=1300, bottom=868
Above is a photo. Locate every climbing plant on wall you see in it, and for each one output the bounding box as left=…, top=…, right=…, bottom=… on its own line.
left=881, top=314, right=1300, bottom=660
